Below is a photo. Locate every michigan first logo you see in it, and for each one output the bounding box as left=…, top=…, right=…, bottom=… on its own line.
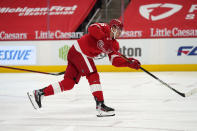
left=177, top=46, right=197, bottom=56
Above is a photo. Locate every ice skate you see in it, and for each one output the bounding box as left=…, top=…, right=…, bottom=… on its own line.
left=27, top=89, right=44, bottom=109
left=95, top=98, right=115, bottom=117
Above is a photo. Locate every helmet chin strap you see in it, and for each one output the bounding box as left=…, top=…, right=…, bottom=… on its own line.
left=111, top=28, right=117, bottom=39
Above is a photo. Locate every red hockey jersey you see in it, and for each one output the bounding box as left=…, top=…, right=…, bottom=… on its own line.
left=77, top=23, right=119, bottom=57
left=77, top=23, right=129, bottom=67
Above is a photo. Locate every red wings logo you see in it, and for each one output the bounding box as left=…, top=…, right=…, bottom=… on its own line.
left=139, top=3, right=182, bottom=21
left=97, top=40, right=112, bottom=54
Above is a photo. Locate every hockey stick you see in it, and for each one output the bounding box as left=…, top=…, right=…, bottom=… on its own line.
left=139, top=67, right=185, bottom=97
left=0, top=65, right=65, bottom=76
left=116, top=52, right=197, bottom=97
left=140, top=67, right=197, bottom=97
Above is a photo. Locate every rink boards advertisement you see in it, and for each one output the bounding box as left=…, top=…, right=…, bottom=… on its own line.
left=122, top=0, right=197, bottom=39
left=1, top=0, right=197, bottom=40
left=0, top=38, right=197, bottom=72
left=0, top=0, right=96, bottom=40
left=0, top=45, right=36, bottom=65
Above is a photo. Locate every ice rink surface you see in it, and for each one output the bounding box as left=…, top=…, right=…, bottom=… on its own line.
left=0, top=71, right=197, bottom=131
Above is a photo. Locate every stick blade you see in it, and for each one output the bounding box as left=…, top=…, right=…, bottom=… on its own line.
left=184, top=88, right=197, bottom=97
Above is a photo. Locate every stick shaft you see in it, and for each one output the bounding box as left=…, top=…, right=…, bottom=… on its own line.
left=140, top=67, right=185, bottom=97
left=0, top=65, right=65, bottom=76
left=116, top=53, right=185, bottom=97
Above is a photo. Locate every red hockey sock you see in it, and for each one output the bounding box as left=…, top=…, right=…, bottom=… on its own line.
left=89, top=84, right=104, bottom=101
left=43, top=78, right=75, bottom=96
left=59, top=77, right=75, bottom=91
left=43, top=84, right=54, bottom=96
left=92, top=91, right=104, bottom=101
left=86, top=72, right=104, bottom=101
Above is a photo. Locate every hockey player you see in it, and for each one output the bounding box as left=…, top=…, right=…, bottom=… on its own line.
left=27, top=19, right=141, bottom=117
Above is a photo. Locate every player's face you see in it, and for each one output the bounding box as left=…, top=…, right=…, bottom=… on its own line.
left=111, top=26, right=122, bottom=39
left=115, top=27, right=122, bottom=38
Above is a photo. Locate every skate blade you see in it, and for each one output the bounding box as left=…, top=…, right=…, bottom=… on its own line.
left=96, top=110, right=115, bottom=117
left=27, top=92, right=38, bottom=110
left=97, top=114, right=115, bottom=117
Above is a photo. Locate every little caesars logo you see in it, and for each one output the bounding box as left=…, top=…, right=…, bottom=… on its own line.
left=139, top=3, right=197, bottom=21
left=59, top=45, right=70, bottom=62
left=0, top=5, right=77, bottom=16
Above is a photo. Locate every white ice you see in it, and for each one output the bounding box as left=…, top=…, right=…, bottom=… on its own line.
left=0, top=71, right=197, bottom=131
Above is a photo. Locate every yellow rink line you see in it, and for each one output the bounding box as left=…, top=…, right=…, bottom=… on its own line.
left=0, top=64, right=197, bottom=73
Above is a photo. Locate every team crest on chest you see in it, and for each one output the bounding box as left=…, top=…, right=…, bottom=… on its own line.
left=97, top=40, right=112, bottom=54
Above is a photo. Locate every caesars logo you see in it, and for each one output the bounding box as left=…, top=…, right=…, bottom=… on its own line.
left=139, top=3, right=197, bottom=21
